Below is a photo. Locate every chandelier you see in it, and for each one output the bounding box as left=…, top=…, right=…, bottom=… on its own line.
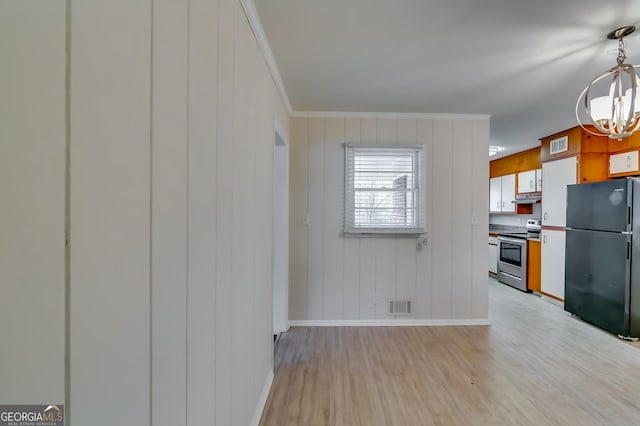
left=576, top=26, right=640, bottom=140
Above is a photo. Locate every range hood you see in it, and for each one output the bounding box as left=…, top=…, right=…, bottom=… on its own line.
left=512, top=194, right=542, bottom=204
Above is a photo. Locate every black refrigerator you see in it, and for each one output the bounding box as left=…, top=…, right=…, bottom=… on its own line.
left=565, top=178, right=640, bottom=338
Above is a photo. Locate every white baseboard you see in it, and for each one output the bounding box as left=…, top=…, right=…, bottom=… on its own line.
left=289, top=319, right=490, bottom=327
left=250, top=368, right=274, bottom=426
left=542, top=296, right=564, bottom=308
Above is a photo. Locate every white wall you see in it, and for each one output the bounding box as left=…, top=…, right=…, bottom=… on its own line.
left=0, top=0, right=66, bottom=404
left=290, top=117, right=489, bottom=321
left=2, top=0, right=287, bottom=424
left=489, top=203, right=542, bottom=227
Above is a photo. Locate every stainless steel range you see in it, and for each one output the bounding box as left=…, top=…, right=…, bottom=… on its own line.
left=497, top=234, right=528, bottom=291
left=496, top=220, right=540, bottom=292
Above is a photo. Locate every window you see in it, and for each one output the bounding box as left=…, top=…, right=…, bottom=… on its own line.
left=344, top=144, right=425, bottom=234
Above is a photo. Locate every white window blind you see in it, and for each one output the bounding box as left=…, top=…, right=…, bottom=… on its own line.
left=344, top=144, right=425, bottom=234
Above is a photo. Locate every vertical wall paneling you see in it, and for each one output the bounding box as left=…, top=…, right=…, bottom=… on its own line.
left=416, top=120, right=434, bottom=318
left=251, top=43, right=275, bottom=415
left=472, top=120, right=490, bottom=318
left=289, top=116, right=489, bottom=322
left=231, top=4, right=254, bottom=423
left=0, top=0, right=290, bottom=423
left=323, top=119, right=346, bottom=319
left=151, top=0, right=188, bottom=424
left=0, top=0, right=66, bottom=404
left=431, top=121, right=454, bottom=318
left=215, top=0, right=234, bottom=423
left=374, top=119, right=398, bottom=318
left=343, top=119, right=362, bottom=319
left=307, top=118, right=326, bottom=319
left=69, top=0, right=152, bottom=423
left=187, top=0, right=218, bottom=424
left=289, top=119, right=309, bottom=320
left=451, top=122, right=474, bottom=318
left=395, top=120, right=419, bottom=311
left=359, top=119, right=378, bottom=319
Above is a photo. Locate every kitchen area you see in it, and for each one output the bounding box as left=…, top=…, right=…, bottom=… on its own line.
left=490, top=125, right=640, bottom=338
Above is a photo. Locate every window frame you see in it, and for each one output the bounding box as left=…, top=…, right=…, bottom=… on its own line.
left=344, top=143, right=426, bottom=235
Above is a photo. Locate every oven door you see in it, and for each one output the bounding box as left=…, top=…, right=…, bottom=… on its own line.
left=498, top=237, right=525, bottom=268
left=497, top=236, right=528, bottom=291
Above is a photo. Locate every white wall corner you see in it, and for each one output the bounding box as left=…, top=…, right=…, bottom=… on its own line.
left=250, top=368, right=275, bottom=426
left=239, top=0, right=293, bottom=114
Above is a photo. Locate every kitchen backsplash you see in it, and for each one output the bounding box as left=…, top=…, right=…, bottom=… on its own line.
left=489, top=203, right=541, bottom=227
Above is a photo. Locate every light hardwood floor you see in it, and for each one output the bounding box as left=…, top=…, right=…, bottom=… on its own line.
left=260, top=278, right=640, bottom=425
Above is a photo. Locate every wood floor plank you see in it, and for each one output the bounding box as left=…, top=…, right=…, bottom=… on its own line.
left=261, top=279, right=640, bottom=425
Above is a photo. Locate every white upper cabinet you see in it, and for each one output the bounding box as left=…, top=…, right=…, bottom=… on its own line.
left=501, top=174, right=516, bottom=212
left=609, top=150, right=639, bottom=176
left=541, top=156, right=576, bottom=227
left=517, top=168, right=543, bottom=194
left=489, top=174, right=516, bottom=213
left=489, top=177, right=502, bottom=213
left=517, top=170, right=536, bottom=193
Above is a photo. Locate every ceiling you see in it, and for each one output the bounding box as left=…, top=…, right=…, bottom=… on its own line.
left=253, top=0, right=640, bottom=159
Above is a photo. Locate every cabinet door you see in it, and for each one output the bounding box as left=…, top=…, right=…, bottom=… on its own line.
left=501, top=174, right=516, bottom=213
left=489, top=177, right=502, bottom=213
left=517, top=170, right=536, bottom=194
left=541, top=229, right=566, bottom=300
left=488, top=242, right=498, bottom=274
left=609, top=150, right=639, bottom=175
left=527, top=240, right=541, bottom=292
left=541, top=157, right=576, bottom=227
left=535, top=168, right=542, bottom=192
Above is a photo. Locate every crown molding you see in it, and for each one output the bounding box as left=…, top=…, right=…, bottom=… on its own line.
left=239, top=1, right=493, bottom=122
left=239, top=0, right=293, bottom=114
left=289, top=110, right=492, bottom=120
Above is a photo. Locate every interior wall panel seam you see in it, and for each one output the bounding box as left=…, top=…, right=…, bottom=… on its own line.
left=148, top=1, right=154, bottom=425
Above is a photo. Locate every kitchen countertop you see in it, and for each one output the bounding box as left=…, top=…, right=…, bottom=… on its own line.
left=489, top=225, right=528, bottom=235
left=489, top=225, right=540, bottom=241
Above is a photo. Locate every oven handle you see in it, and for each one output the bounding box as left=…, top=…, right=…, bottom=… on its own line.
left=497, top=236, right=527, bottom=245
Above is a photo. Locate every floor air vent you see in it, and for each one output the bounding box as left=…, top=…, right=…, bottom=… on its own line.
left=389, top=299, right=413, bottom=315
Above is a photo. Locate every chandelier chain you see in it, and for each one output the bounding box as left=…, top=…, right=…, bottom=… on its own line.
left=617, top=38, right=627, bottom=65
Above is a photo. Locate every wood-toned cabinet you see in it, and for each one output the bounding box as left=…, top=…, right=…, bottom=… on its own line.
left=540, top=126, right=609, bottom=184
left=489, top=174, right=516, bottom=213
left=490, top=147, right=541, bottom=215
left=527, top=239, right=541, bottom=292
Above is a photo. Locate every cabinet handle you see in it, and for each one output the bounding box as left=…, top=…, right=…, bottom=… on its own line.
left=627, top=155, right=632, bottom=168
left=543, top=212, right=548, bottom=220
left=530, top=180, right=533, bottom=189
left=543, top=235, right=548, bottom=244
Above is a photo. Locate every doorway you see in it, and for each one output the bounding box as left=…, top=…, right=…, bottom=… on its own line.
left=273, top=128, right=289, bottom=336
